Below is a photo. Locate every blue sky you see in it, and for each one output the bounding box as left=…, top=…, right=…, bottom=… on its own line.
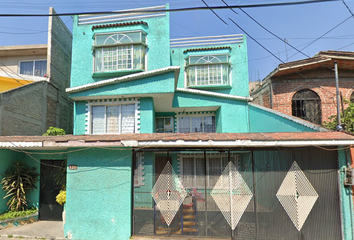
left=1, top=0, right=354, bottom=82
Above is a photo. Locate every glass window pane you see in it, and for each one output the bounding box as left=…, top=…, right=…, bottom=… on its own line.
left=183, top=157, right=195, bottom=188
left=164, top=117, right=173, bottom=133
left=133, top=45, right=143, bottom=70
left=34, top=60, right=47, bottom=76
left=121, top=104, right=135, bottom=133
left=208, top=157, right=222, bottom=187
left=204, top=116, right=215, bottom=132
left=156, top=118, right=164, bottom=133
left=191, top=117, right=202, bottom=132
left=20, top=62, right=33, bottom=75
left=92, top=106, right=105, bottom=134
left=106, top=106, right=119, bottom=133
left=95, top=49, right=102, bottom=72
left=179, top=117, right=190, bottom=133
left=195, top=157, right=205, bottom=188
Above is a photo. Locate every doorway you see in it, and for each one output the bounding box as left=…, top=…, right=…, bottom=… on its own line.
left=39, top=160, right=64, bottom=220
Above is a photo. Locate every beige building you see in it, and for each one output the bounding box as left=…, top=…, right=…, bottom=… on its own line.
left=0, top=8, right=73, bottom=135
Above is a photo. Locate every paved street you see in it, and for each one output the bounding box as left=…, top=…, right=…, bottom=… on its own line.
left=0, top=221, right=64, bottom=240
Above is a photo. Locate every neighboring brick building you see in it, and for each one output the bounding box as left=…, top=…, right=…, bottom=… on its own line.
left=250, top=51, right=354, bottom=124
left=0, top=8, right=73, bottom=135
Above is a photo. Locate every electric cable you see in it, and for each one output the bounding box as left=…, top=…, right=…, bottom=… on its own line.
left=201, top=0, right=228, bottom=25
left=0, top=0, right=340, bottom=17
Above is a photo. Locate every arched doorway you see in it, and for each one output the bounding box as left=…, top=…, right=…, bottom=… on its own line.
left=292, top=89, right=322, bottom=124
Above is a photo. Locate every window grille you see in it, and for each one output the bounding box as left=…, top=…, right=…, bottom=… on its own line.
left=91, top=104, right=135, bottom=134
left=291, top=89, right=322, bottom=124
left=185, top=54, right=230, bottom=87
left=178, top=116, right=215, bottom=133
left=94, top=31, right=146, bottom=72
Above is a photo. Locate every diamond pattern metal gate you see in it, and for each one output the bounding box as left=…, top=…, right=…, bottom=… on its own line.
left=133, top=148, right=341, bottom=239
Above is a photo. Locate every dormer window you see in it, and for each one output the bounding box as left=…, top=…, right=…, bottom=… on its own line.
left=185, top=54, right=230, bottom=87
left=93, top=31, right=146, bottom=73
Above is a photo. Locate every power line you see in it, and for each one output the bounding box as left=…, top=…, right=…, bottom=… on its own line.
left=228, top=17, right=339, bottom=98
left=201, top=0, right=228, bottom=25
left=0, top=0, right=340, bottom=17
left=288, top=15, right=352, bottom=60
left=238, top=8, right=310, bottom=59
left=229, top=18, right=285, bottom=64
left=342, top=0, right=354, bottom=19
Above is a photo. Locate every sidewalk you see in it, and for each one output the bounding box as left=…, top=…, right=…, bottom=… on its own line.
left=0, top=221, right=64, bottom=240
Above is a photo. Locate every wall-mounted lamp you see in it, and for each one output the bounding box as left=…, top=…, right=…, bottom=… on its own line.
left=69, top=165, right=77, bottom=170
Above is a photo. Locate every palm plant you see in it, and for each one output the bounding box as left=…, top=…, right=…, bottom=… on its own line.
left=1, top=161, right=39, bottom=211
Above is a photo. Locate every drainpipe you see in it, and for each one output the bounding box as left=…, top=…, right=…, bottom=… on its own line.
left=334, top=61, right=342, bottom=131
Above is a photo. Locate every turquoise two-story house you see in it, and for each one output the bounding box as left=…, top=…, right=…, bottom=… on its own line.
left=58, top=4, right=354, bottom=240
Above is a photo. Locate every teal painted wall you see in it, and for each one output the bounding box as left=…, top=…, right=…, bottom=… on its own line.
left=170, top=35, right=249, bottom=97
left=73, top=101, right=87, bottom=135
left=65, top=148, right=132, bottom=240
left=70, top=71, right=176, bottom=99
left=249, top=104, right=317, bottom=132
left=339, top=149, right=354, bottom=240
left=139, top=97, right=155, bottom=133
left=0, top=150, right=24, bottom=214
left=0, top=150, right=66, bottom=215
left=70, top=8, right=170, bottom=88
left=173, top=91, right=249, bottom=133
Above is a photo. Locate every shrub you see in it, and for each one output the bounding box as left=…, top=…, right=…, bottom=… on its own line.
left=42, top=127, right=66, bottom=136
left=1, top=161, right=39, bottom=211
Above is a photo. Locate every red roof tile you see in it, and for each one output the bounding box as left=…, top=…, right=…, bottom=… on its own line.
left=1, top=132, right=354, bottom=149
left=183, top=46, right=231, bottom=54
left=92, top=21, right=148, bottom=30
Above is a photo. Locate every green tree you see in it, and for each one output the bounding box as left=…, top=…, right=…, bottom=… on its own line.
left=323, top=102, right=354, bottom=133
left=42, top=127, right=66, bottom=136
left=1, top=161, right=39, bottom=211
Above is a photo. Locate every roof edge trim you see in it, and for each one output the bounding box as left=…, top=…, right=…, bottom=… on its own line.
left=66, top=66, right=180, bottom=94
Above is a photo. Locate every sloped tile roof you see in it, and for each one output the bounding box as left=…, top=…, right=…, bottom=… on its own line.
left=1, top=132, right=354, bottom=149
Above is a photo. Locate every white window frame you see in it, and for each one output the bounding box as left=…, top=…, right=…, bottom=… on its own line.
left=93, top=30, right=147, bottom=73
left=88, top=101, right=139, bottom=134
left=177, top=113, right=215, bottom=133
left=18, top=59, right=47, bottom=76
left=180, top=154, right=238, bottom=189
left=184, top=54, right=230, bottom=88
left=155, top=117, right=174, bottom=133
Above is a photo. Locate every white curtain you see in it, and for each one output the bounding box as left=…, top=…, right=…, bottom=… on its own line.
left=19, top=62, right=33, bottom=75
left=121, top=104, right=135, bottom=133
left=106, top=106, right=119, bottom=133
left=92, top=106, right=105, bottom=134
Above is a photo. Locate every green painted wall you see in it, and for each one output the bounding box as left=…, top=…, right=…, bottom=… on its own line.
left=73, top=101, right=87, bottom=135
left=173, top=91, right=249, bottom=133
left=249, top=104, right=317, bottom=132
left=70, top=9, right=170, bottom=88
left=170, top=36, right=249, bottom=97
left=0, top=150, right=24, bottom=214
left=139, top=97, right=155, bottom=133
left=65, top=148, right=132, bottom=240
left=339, top=149, right=354, bottom=240
left=134, top=151, right=154, bottom=208
left=70, top=71, right=176, bottom=99
left=0, top=150, right=66, bottom=215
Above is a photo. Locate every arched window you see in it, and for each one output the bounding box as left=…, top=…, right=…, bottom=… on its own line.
left=292, top=89, right=322, bottom=124
left=350, top=91, right=354, bottom=103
